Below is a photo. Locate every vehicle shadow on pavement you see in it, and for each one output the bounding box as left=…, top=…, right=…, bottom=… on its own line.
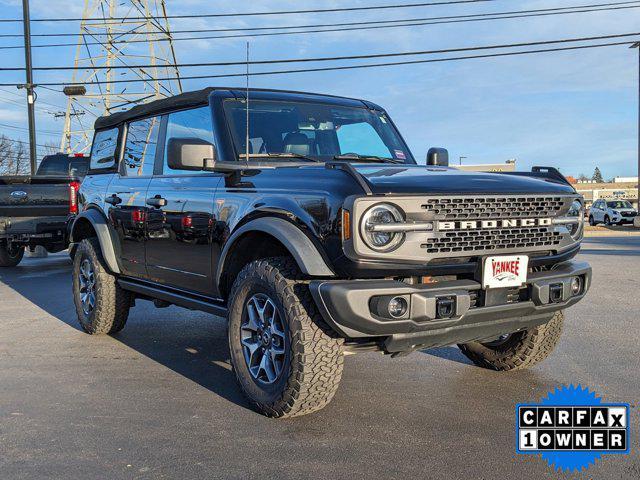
left=420, top=346, right=474, bottom=365
left=111, top=307, right=252, bottom=411
left=0, top=255, right=253, bottom=413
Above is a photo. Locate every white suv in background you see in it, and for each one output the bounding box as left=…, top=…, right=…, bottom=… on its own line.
left=589, top=199, right=638, bottom=225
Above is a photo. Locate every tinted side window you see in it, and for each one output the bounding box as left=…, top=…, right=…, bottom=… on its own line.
left=90, top=128, right=119, bottom=170
left=122, top=117, right=161, bottom=177
left=164, top=106, right=214, bottom=174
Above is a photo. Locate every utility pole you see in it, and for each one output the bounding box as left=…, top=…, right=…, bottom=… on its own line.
left=632, top=42, right=640, bottom=211
left=21, top=0, right=37, bottom=174
left=459, top=156, right=467, bottom=166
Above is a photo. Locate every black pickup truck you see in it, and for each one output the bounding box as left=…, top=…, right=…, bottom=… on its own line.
left=70, top=87, right=590, bottom=418
left=0, top=153, right=88, bottom=267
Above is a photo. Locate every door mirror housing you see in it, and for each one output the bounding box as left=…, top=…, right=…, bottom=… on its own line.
left=167, top=137, right=216, bottom=171
left=426, top=147, right=449, bottom=167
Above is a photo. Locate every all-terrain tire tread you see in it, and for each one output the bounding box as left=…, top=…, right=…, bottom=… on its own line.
left=458, top=311, right=564, bottom=371
left=73, top=238, right=131, bottom=335
left=229, top=257, right=344, bottom=418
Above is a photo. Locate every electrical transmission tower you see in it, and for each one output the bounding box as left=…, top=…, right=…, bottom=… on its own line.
left=61, top=0, right=182, bottom=153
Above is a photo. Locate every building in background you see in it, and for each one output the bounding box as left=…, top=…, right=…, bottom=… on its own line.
left=613, top=176, right=639, bottom=183
left=575, top=181, right=639, bottom=210
left=454, top=159, right=516, bottom=172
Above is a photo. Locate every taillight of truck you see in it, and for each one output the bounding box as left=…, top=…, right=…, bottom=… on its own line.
left=69, top=181, right=81, bottom=214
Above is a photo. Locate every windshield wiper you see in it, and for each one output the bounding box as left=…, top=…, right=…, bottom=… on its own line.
left=239, top=153, right=321, bottom=162
left=332, top=153, right=402, bottom=164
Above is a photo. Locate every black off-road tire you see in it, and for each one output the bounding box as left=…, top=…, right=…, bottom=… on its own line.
left=604, top=215, right=611, bottom=226
left=227, top=257, right=344, bottom=418
left=0, top=241, right=25, bottom=267
left=588, top=215, right=595, bottom=226
left=72, top=237, right=131, bottom=335
left=457, top=311, right=564, bottom=371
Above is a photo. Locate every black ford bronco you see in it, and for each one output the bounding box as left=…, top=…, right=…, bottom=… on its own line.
left=70, top=87, right=591, bottom=417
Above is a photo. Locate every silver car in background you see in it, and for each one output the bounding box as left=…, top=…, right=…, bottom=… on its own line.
left=589, top=199, right=638, bottom=225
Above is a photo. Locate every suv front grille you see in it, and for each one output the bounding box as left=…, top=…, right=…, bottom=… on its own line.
left=421, top=196, right=565, bottom=219
left=350, top=194, right=579, bottom=264
left=423, top=226, right=562, bottom=254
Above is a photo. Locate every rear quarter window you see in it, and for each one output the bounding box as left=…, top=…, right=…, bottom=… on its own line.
left=90, top=128, right=119, bottom=170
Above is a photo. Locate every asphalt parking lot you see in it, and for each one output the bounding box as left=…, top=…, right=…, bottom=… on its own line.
left=1, top=237, right=638, bottom=479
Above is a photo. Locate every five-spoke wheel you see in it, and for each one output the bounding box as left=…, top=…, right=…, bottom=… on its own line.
left=241, top=294, right=287, bottom=384
left=78, top=259, right=96, bottom=315
left=227, top=257, right=344, bottom=418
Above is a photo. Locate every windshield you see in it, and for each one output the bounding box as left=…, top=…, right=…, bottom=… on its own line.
left=607, top=201, right=632, bottom=209
left=223, top=99, right=414, bottom=163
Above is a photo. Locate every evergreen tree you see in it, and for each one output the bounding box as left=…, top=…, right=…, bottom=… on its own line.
left=592, top=167, right=604, bottom=183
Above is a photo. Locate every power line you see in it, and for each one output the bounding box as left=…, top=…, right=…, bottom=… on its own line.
left=4, top=138, right=60, bottom=150
left=1, top=2, right=638, bottom=50
left=0, top=122, right=61, bottom=136
left=0, top=1, right=635, bottom=39
left=1, top=40, right=634, bottom=88
left=0, top=86, right=67, bottom=110
left=0, top=0, right=495, bottom=23
left=2, top=32, right=639, bottom=72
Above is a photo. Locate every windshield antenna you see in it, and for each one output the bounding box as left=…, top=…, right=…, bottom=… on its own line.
left=245, top=41, right=250, bottom=167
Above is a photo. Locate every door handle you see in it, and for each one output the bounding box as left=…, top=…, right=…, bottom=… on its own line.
left=105, top=194, right=122, bottom=206
left=146, top=195, right=167, bottom=208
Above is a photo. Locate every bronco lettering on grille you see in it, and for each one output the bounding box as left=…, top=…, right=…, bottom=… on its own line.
left=437, top=218, right=553, bottom=231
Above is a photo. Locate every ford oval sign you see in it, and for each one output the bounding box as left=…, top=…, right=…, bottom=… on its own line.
left=10, top=191, right=28, bottom=199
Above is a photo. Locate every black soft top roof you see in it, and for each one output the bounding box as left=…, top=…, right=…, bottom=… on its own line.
left=94, top=87, right=215, bottom=130
left=93, top=87, right=379, bottom=130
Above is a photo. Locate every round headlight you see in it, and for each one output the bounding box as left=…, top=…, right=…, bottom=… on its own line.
left=360, top=203, right=405, bottom=251
left=567, top=199, right=584, bottom=239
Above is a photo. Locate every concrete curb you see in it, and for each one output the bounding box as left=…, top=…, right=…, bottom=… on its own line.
left=584, top=229, right=640, bottom=237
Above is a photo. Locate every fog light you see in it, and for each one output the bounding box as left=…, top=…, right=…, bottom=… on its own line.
left=435, top=296, right=456, bottom=319
left=570, top=276, right=583, bottom=296
left=388, top=296, right=408, bottom=318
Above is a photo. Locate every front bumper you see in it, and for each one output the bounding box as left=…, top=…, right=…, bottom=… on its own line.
left=612, top=214, right=636, bottom=224
left=310, top=260, right=591, bottom=353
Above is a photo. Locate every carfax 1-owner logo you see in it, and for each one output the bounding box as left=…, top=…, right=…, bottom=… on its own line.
left=516, top=384, right=630, bottom=472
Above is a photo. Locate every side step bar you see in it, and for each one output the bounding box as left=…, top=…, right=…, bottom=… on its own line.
left=118, top=278, right=228, bottom=318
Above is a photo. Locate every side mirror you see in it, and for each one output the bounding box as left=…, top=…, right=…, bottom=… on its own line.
left=167, top=137, right=216, bottom=171
left=426, top=147, right=449, bottom=167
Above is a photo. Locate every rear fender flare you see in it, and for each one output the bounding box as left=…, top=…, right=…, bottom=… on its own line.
left=70, top=208, right=120, bottom=274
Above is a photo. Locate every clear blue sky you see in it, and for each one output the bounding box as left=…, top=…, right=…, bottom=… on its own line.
left=0, top=0, right=638, bottom=179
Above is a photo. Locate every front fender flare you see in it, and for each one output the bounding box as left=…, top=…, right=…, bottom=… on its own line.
left=216, top=217, right=335, bottom=285
left=70, top=209, right=120, bottom=274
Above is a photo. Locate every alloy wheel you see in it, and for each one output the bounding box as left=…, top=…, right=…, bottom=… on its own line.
left=240, top=293, right=287, bottom=384
left=78, top=259, right=96, bottom=315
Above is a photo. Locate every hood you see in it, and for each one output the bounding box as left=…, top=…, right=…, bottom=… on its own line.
left=611, top=208, right=636, bottom=213
left=351, top=164, right=576, bottom=195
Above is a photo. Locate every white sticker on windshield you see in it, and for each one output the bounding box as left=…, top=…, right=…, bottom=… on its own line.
left=394, top=150, right=406, bottom=160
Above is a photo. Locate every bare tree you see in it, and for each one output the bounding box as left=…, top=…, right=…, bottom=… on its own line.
left=42, top=142, right=59, bottom=157
left=0, top=136, right=31, bottom=176
left=0, top=136, right=12, bottom=174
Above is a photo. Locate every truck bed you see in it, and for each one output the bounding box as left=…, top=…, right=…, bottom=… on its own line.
left=0, top=175, right=74, bottom=218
